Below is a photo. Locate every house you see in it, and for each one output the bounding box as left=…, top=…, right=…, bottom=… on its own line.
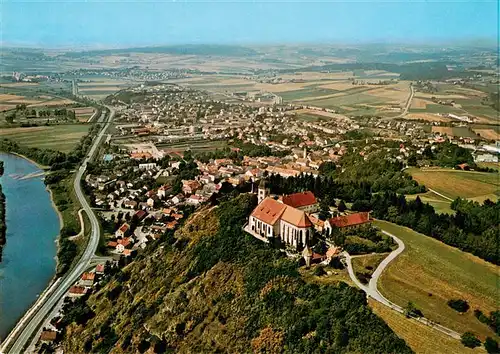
left=186, top=194, right=206, bottom=205
left=280, top=191, right=319, bottom=213
left=134, top=209, right=147, bottom=221
left=247, top=197, right=313, bottom=249
left=80, top=272, right=96, bottom=287
left=171, top=194, right=185, bottom=205
left=324, top=212, right=371, bottom=236
left=139, top=162, right=157, bottom=170
left=68, top=286, right=87, bottom=298
left=157, top=185, right=170, bottom=199
left=123, top=200, right=137, bottom=209
left=40, top=330, right=57, bottom=343
left=182, top=180, right=201, bottom=195
left=116, top=237, right=133, bottom=253
left=95, top=264, right=105, bottom=274
left=115, top=223, right=130, bottom=238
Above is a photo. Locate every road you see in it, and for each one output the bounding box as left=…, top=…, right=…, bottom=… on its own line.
left=342, top=228, right=461, bottom=340
left=393, top=84, right=414, bottom=119
left=0, top=106, right=115, bottom=354
left=428, top=188, right=454, bottom=202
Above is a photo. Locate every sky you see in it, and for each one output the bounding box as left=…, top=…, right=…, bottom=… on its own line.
left=1, top=0, right=498, bottom=48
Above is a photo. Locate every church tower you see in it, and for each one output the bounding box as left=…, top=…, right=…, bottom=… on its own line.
left=258, top=179, right=269, bottom=204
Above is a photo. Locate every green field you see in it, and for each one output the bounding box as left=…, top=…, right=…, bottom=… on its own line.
left=375, top=220, right=500, bottom=341
left=0, top=124, right=90, bottom=152
left=406, top=191, right=454, bottom=214
left=156, top=139, right=228, bottom=154
left=279, top=87, right=338, bottom=101
left=408, top=168, right=500, bottom=201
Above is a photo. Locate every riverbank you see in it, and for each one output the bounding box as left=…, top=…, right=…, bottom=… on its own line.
left=8, top=152, right=49, bottom=171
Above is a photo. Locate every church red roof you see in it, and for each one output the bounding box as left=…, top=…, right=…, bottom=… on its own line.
left=281, top=191, right=317, bottom=208
left=328, top=212, right=370, bottom=228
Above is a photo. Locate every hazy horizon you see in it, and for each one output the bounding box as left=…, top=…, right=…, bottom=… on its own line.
left=1, top=0, right=498, bottom=49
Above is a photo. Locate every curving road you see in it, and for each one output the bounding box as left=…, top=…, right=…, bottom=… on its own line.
left=343, top=228, right=461, bottom=340
left=0, top=106, right=115, bottom=354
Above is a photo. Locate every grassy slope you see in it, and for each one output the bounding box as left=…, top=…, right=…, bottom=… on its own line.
left=406, top=191, right=455, bottom=215
left=408, top=168, right=500, bottom=201
left=352, top=253, right=389, bottom=277
left=0, top=124, right=90, bottom=153
left=375, top=220, right=500, bottom=341
left=369, top=299, right=486, bottom=354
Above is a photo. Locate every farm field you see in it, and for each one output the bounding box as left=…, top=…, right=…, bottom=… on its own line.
left=369, top=299, right=485, bottom=354
left=431, top=126, right=478, bottom=139
left=0, top=124, right=90, bottom=152
left=406, top=191, right=454, bottom=215
left=408, top=168, right=500, bottom=201
left=375, top=220, right=500, bottom=341
left=156, top=139, right=228, bottom=155
left=411, top=84, right=498, bottom=123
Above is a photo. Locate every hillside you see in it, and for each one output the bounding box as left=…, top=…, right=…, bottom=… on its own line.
left=59, top=194, right=412, bottom=353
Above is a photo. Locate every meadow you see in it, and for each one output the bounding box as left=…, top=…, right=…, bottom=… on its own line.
left=408, top=168, right=500, bottom=202
left=0, top=124, right=90, bottom=153
left=375, top=220, right=500, bottom=341
left=406, top=191, right=455, bottom=215
left=369, top=299, right=486, bottom=354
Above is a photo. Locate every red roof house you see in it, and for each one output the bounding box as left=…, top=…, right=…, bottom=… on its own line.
left=325, top=212, right=371, bottom=230
left=281, top=191, right=318, bottom=212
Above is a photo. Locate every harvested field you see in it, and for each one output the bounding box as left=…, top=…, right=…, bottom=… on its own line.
left=28, top=99, right=75, bottom=107
left=410, top=98, right=432, bottom=109
left=319, top=81, right=364, bottom=91
left=0, top=104, right=15, bottom=111
left=375, top=220, right=500, bottom=341
left=0, top=82, right=39, bottom=87
left=415, top=93, right=469, bottom=100
left=369, top=299, right=485, bottom=354
left=0, top=94, right=25, bottom=101
left=408, top=167, right=500, bottom=200
left=472, top=129, right=500, bottom=140
left=431, top=126, right=454, bottom=135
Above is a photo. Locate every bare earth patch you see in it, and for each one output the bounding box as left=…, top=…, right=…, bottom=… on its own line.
left=472, top=129, right=500, bottom=140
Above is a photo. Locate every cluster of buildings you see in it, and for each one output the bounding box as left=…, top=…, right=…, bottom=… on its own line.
left=36, top=263, right=107, bottom=348
left=245, top=181, right=371, bottom=258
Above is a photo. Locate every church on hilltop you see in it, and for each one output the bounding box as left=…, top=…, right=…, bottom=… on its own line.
left=246, top=180, right=315, bottom=249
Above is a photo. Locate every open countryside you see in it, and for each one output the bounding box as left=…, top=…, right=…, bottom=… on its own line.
left=408, top=168, right=500, bottom=201
left=376, top=220, right=500, bottom=341
left=0, top=124, right=90, bottom=153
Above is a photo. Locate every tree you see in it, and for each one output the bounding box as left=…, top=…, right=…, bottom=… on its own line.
left=484, top=337, right=499, bottom=354
left=407, top=154, right=417, bottom=166
left=461, top=332, right=481, bottom=348
left=5, top=113, right=15, bottom=124
left=318, top=198, right=331, bottom=221
left=403, top=301, right=422, bottom=318
left=338, top=200, right=347, bottom=213
left=447, top=299, right=470, bottom=313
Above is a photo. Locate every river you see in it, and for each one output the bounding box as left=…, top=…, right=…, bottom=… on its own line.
left=0, top=153, right=60, bottom=340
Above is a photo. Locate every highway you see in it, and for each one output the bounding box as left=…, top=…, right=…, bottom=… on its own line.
left=0, top=106, right=115, bottom=354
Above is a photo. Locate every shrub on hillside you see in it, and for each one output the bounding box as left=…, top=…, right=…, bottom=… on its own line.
left=461, top=332, right=481, bottom=348
left=447, top=299, right=470, bottom=313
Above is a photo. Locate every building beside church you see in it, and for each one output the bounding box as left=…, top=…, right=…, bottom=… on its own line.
left=280, top=191, right=319, bottom=213
left=323, top=212, right=371, bottom=236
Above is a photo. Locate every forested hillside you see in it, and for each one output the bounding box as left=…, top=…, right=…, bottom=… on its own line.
left=59, top=194, right=412, bottom=354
